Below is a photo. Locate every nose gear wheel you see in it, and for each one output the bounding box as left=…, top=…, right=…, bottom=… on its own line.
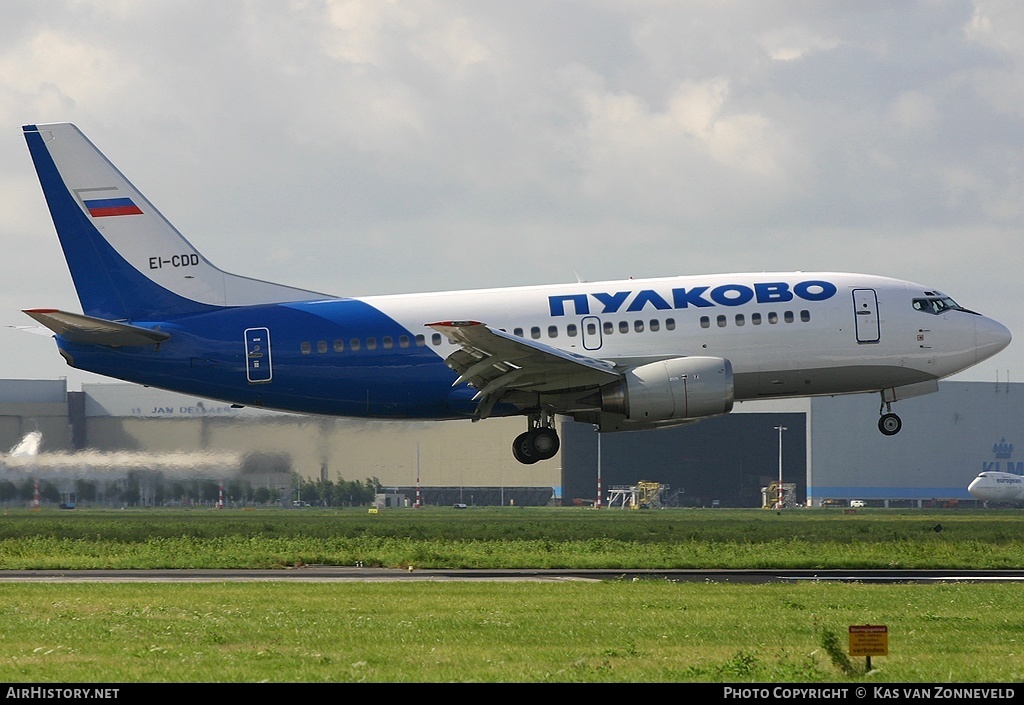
left=877, top=396, right=902, bottom=436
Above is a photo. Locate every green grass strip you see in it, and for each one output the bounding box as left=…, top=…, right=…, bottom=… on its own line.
left=0, top=581, right=1019, bottom=682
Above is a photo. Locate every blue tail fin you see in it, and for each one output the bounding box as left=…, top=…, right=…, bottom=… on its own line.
left=23, top=123, right=333, bottom=322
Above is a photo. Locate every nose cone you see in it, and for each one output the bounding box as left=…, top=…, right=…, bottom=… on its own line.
left=976, top=316, right=1012, bottom=363
left=967, top=475, right=997, bottom=501
left=967, top=476, right=983, bottom=497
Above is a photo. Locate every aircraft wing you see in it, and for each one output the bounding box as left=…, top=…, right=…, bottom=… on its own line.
left=427, top=321, right=619, bottom=418
left=23, top=309, right=170, bottom=347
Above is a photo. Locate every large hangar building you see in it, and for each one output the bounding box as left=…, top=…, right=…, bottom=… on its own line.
left=0, top=378, right=1018, bottom=507
left=561, top=380, right=1021, bottom=508
left=0, top=379, right=555, bottom=506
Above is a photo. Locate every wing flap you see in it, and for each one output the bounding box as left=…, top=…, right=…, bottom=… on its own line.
left=427, top=321, right=619, bottom=417
left=23, top=309, right=170, bottom=347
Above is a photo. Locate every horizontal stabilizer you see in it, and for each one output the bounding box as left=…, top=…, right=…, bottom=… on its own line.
left=22, top=309, right=170, bottom=347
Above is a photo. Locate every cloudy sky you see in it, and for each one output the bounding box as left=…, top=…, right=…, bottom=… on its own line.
left=1, top=0, right=1022, bottom=390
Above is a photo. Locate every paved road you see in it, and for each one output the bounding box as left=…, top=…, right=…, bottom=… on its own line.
left=1, top=567, right=1023, bottom=583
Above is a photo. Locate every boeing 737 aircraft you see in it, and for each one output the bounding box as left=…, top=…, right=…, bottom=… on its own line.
left=968, top=472, right=1024, bottom=504
left=19, top=123, right=1012, bottom=464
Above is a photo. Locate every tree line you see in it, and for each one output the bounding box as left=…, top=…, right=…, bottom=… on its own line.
left=0, top=473, right=381, bottom=508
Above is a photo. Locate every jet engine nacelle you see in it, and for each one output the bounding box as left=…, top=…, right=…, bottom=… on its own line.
left=600, top=356, right=734, bottom=422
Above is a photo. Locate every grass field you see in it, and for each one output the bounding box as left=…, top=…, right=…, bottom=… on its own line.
left=0, top=505, right=1022, bottom=570
left=0, top=506, right=1021, bottom=683
left=1, top=581, right=1021, bottom=682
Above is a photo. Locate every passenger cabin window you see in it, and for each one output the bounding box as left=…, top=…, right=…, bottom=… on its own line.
left=317, top=341, right=327, bottom=354
left=567, top=324, right=578, bottom=337
left=548, top=325, right=558, bottom=338
left=300, top=341, right=311, bottom=355
left=693, top=310, right=813, bottom=332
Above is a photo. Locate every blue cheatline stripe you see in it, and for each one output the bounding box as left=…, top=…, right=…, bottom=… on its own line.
left=808, top=486, right=973, bottom=499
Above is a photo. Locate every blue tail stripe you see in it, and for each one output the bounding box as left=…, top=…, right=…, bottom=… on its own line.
left=23, top=126, right=220, bottom=321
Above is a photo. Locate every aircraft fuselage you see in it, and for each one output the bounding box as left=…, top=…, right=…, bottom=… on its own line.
left=56, top=272, right=1004, bottom=421
left=968, top=472, right=1024, bottom=503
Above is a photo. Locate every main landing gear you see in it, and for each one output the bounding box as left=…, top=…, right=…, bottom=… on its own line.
left=512, top=412, right=560, bottom=464
left=878, top=396, right=902, bottom=436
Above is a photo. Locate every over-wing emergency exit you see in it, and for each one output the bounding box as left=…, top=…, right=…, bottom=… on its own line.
left=20, top=123, right=1012, bottom=464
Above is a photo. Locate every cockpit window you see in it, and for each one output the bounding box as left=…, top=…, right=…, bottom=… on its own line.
left=913, top=296, right=966, bottom=315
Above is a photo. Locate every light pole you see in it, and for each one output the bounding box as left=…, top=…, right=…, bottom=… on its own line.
left=414, top=442, right=421, bottom=509
left=774, top=425, right=787, bottom=509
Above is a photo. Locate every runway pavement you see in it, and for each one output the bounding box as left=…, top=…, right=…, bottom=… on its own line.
left=1, top=567, right=1023, bottom=583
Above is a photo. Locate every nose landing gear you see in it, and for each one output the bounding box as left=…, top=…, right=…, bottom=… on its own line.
left=878, top=397, right=902, bottom=436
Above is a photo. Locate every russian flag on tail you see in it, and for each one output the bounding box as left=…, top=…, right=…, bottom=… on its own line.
left=84, top=197, right=143, bottom=217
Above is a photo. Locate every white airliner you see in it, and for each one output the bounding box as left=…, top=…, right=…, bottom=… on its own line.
left=968, top=472, right=1024, bottom=504
left=19, top=123, right=1012, bottom=464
